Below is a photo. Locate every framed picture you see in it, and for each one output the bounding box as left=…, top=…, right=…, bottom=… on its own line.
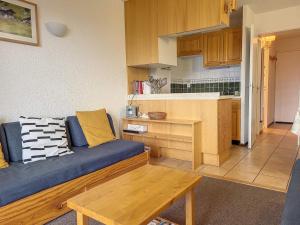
left=0, top=0, right=39, bottom=46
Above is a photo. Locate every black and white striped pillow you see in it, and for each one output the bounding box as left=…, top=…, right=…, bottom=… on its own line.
left=19, top=116, right=73, bottom=164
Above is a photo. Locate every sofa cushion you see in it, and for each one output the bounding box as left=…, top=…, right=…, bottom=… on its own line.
left=281, top=160, right=300, bottom=225
left=0, top=125, right=10, bottom=162
left=19, top=117, right=73, bottom=164
left=67, top=114, right=116, bottom=147
left=66, top=116, right=88, bottom=147
left=2, top=122, right=23, bottom=162
left=0, top=139, right=144, bottom=206
left=76, top=109, right=115, bottom=147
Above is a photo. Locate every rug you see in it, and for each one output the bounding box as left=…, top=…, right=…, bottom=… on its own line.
left=47, top=177, right=286, bottom=225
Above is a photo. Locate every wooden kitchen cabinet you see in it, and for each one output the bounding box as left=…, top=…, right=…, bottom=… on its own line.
left=125, top=0, right=158, bottom=66
left=224, top=28, right=243, bottom=65
left=204, top=27, right=242, bottom=67
left=125, top=0, right=177, bottom=67
left=158, top=0, right=187, bottom=36
left=177, top=34, right=204, bottom=56
left=232, top=99, right=241, bottom=141
left=203, top=31, right=224, bottom=67
left=125, top=0, right=237, bottom=66
left=158, top=0, right=235, bottom=36
left=186, top=0, right=231, bottom=32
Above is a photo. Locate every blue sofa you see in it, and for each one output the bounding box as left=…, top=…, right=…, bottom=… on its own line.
left=0, top=114, right=146, bottom=224
left=281, top=159, right=300, bottom=225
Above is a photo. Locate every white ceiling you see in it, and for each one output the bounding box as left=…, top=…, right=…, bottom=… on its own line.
left=238, top=0, right=300, bottom=13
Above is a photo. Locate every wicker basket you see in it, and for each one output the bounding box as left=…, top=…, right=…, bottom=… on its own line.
left=148, top=112, right=167, bottom=120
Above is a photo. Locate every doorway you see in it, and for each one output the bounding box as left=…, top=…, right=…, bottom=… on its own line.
left=251, top=29, right=300, bottom=144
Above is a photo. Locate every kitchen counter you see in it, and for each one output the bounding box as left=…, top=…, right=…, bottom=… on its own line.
left=128, top=93, right=241, bottom=101
left=128, top=94, right=233, bottom=166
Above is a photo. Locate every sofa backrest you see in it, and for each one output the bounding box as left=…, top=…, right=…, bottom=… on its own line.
left=0, top=114, right=115, bottom=162
left=0, top=122, right=22, bottom=162
left=66, top=114, right=115, bottom=147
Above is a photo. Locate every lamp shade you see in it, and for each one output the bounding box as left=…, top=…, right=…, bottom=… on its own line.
left=45, top=22, right=67, bottom=37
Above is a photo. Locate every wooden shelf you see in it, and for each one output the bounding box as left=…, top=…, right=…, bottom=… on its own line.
left=123, top=132, right=192, bottom=143
left=123, top=118, right=201, bottom=125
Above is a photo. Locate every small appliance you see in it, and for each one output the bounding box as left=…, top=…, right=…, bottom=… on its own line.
left=126, top=105, right=139, bottom=118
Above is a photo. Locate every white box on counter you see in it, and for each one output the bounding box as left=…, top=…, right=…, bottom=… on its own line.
left=127, top=124, right=148, bottom=132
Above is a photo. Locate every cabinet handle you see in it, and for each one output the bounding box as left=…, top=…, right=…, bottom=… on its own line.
left=224, top=0, right=237, bottom=14
left=224, top=4, right=229, bottom=14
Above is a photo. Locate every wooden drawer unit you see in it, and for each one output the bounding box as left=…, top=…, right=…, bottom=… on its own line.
left=122, top=118, right=202, bottom=170
left=232, top=99, right=241, bottom=141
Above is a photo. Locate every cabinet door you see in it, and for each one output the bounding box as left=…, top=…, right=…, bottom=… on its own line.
left=158, top=0, right=187, bottom=36
left=224, top=28, right=242, bottom=65
left=186, top=0, right=229, bottom=32
left=125, top=0, right=158, bottom=66
left=177, top=34, right=203, bottom=57
left=203, top=31, right=224, bottom=67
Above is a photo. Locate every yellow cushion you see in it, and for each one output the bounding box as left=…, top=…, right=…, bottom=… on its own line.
left=76, top=109, right=115, bottom=148
left=0, top=144, right=8, bottom=169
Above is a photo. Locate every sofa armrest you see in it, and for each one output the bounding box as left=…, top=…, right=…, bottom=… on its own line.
left=281, top=160, right=300, bottom=225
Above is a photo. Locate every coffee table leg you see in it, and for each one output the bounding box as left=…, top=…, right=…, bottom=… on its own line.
left=77, top=212, right=89, bottom=225
left=186, top=188, right=195, bottom=225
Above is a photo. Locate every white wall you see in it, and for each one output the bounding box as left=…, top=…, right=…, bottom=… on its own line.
left=169, top=56, right=241, bottom=80
left=274, top=36, right=300, bottom=122
left=254, top=5, right=300, bottom=35
left=0, top=0, right=127, bottom=134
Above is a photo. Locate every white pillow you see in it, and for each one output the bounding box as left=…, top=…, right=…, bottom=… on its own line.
left=19, top=116, right=73, bottom=164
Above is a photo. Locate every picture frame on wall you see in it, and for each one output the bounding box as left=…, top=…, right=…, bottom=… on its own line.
left=0, top=0, right=39, bottom=46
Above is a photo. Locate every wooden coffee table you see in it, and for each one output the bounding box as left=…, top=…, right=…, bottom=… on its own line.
left=67, top=165, right=201, bottom=225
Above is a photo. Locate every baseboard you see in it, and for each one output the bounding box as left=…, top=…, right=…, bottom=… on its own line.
left=274, top=121, right=293, bottom=124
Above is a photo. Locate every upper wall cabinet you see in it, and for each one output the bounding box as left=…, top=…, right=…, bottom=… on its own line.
left=186, top=0, right=230, bottom=32
left=125, top=0, right=177, bottom=67
left=125, top=0, right=158, bottom=66
left=158, top=0, right=236, bottom=36
left=158, top=0, right=187, bottom=36
left=223, top=28, right=242, bottom=65
left=177, top=34, right=203, bottom=57
left=203, top=31, right=224, bottom=67
left=204, top=27, right=242, bottom=67
left=125, top=0, right=237, bottom=67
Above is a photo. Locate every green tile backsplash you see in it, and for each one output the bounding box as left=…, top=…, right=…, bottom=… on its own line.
left=171, top=81, right=240, bottom=95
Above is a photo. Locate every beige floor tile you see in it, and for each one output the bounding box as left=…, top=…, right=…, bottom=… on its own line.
left=254, top=174, right=289, bottom=190
left=225, top=168, right=257, bottom=183
left=271, top=149, right=296, bottom=160
left=230, top=161, right=263, bottom=174
left=221, top=150, right=248, bottom=170
left=279, top=136, right=299, bottom=150
left=150, top=124, right=297, bottom=192
left=258, top=138, right=283, bottom=146
left=243, top=152, right=273, bottom=163
left=200, top=165, right=228, bottom=177
left=270, top=123, right=292, bottom=130
left=252, top=143, right=278, bottom=152
left=260, top=159, right=294, bottom=178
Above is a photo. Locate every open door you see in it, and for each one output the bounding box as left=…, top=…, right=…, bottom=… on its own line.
left=248, top=25, right=262, bottom=148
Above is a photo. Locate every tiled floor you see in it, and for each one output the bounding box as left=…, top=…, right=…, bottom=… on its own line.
left=150, top=123, right=299, bottom=192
